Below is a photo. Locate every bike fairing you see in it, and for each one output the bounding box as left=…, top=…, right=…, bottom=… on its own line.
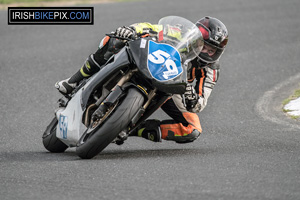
left=59, top=115, right=68, bottom=139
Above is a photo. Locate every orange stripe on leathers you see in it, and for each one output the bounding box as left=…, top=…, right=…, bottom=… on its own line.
left=160, top=112, right=202, bottom=139
left=188, top=67, right=196, bottom=83
left=198, top=69, right=205, bottom=96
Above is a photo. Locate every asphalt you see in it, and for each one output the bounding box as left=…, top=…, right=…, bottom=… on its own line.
left=1, top=0, right=300, bottom=199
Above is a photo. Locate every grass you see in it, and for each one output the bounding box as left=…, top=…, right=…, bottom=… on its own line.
left=0, top=0, right=132, bottom=3
left=291, top=115, right=300, bottom=120
left=0, top=0, right=133, bottom=9
left=1, top=0, right=64, bottom=3
left=282, top=88, right=300, bottom=106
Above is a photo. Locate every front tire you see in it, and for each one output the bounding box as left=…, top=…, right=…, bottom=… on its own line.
left=76, top=88, right=144, bottom=159
left=42, top=117, right=68, bottom=153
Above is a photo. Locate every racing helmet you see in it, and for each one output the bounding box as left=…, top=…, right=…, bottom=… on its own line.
left=196, top=16, right=228, bottom=63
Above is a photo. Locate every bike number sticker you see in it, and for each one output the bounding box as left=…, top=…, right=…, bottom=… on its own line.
left=59, top=115, right=68, bottom=139
left=147, top=40, right=182, bottom=81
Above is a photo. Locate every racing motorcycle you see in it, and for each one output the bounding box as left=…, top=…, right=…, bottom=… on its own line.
left=42, top=16, right=204, bottom=159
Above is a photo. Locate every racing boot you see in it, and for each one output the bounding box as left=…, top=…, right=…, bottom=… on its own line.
left=55, top=70, right=84, bottom=95
left=129, top=119, right=162, bottom=142
left=55, top=53, right=103, bottom=95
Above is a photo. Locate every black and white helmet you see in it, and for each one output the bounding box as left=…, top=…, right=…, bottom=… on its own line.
left=196, top=16, right=228, bottom=63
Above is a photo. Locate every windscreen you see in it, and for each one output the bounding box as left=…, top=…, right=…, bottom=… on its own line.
left=158, top=16, right=204, bottom=62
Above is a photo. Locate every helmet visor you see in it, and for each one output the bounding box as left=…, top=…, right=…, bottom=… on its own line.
left=198, top=41, right=225, bottom=63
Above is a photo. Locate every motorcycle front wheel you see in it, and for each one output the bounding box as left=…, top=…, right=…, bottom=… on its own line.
left=42, top=117, right=68, bottom=153
left=76, top=88, right=144, bottom=159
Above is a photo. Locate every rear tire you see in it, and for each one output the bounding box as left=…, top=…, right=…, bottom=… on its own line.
left=42, top=117, right=68, bottom=153
left=76, top=88, right=144, bottom=159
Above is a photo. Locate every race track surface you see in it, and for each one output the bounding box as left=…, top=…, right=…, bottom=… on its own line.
left=1, top=0, right=300, bottom=199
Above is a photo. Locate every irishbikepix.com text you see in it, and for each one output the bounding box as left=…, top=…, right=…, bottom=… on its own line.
left=8, top=7, right=94, bottom=25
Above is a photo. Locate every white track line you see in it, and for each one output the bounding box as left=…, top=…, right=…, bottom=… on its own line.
left=255, top=73, right=300, bottom=130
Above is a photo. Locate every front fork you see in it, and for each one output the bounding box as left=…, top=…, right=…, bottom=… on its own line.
left=91, top=69, right=137, bottom=123
left=85, top=68, right=160, bottom=144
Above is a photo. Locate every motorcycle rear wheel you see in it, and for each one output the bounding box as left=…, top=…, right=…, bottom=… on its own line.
left=76, top=88, right=144, bottom=159
left=42, top=117, right=68, bottom=153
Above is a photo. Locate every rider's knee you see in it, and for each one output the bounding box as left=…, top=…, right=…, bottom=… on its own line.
left=174, top=129, right=201, bottom=143
left=163, top=129, right=201, bottom=143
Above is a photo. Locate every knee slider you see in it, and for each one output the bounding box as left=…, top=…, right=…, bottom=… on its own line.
left=175, top=129, right=201, bottom=144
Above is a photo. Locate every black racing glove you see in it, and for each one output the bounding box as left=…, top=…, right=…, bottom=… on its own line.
left=184, top=84, right=199, bottom=111
left=115, top=26, right=136, bottom=39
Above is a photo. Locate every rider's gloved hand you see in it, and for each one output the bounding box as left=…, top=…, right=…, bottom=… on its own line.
left=115, top=26, right=136, bottom=39
left=184, top=84, right=199, bottom=112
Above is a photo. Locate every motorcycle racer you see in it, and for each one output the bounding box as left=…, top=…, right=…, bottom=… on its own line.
left=55, top=16, right=229, bottom=143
